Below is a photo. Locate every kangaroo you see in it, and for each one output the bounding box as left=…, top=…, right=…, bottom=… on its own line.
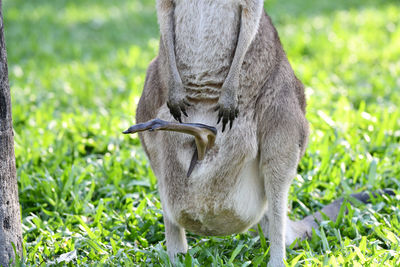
left=123, top=0, right=393, bottom=266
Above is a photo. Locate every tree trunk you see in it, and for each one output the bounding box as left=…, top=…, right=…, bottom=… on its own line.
left=0, top=0, right=23, bottom=265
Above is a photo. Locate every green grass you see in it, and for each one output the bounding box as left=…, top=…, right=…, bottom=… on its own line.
left=4, top=0, right=400, bottom=265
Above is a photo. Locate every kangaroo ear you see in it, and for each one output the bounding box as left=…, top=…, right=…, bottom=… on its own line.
left=124, top=118, right=217, bottom=176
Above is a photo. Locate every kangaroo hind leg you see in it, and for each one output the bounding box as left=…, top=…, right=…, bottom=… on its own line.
left=164, top=216, right=188, bottom=263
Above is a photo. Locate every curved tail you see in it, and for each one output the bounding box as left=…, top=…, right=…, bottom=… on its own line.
left=285, top=189, right=395, bottom=245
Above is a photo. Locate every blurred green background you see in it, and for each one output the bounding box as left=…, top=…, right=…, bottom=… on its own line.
left=4, top=0, right=400, bottom=265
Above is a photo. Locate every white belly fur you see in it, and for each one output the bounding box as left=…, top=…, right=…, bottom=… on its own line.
left=176, top=155, right=266, bottom=236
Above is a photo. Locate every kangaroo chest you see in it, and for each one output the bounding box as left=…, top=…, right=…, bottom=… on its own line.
left=173, top=0, right=241, bottom=100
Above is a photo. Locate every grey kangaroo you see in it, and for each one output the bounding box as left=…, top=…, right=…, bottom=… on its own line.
left=123, top=0, right=393, bottom=265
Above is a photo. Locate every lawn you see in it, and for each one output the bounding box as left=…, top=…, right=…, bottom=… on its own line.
left=4, top=0, right=400, bottom=266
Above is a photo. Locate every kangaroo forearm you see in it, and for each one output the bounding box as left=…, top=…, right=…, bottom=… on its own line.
left=215, top=1, right=263, bottom=131
left=224, top=0, right=263, bottom=87
left=156, top=0, right=181, bottom=85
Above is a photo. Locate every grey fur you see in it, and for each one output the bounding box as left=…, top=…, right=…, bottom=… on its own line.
left=130, top=1, right=328, bottom=266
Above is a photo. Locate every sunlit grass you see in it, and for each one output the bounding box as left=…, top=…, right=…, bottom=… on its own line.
left=4, top=0, right=400, bottom=265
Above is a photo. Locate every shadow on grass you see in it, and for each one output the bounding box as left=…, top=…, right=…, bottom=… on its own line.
left=4, top=0, right=158, bottom=65
left=5, top=0, right=399, bottom=66
left=266, top=0, right=399, bottom=21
